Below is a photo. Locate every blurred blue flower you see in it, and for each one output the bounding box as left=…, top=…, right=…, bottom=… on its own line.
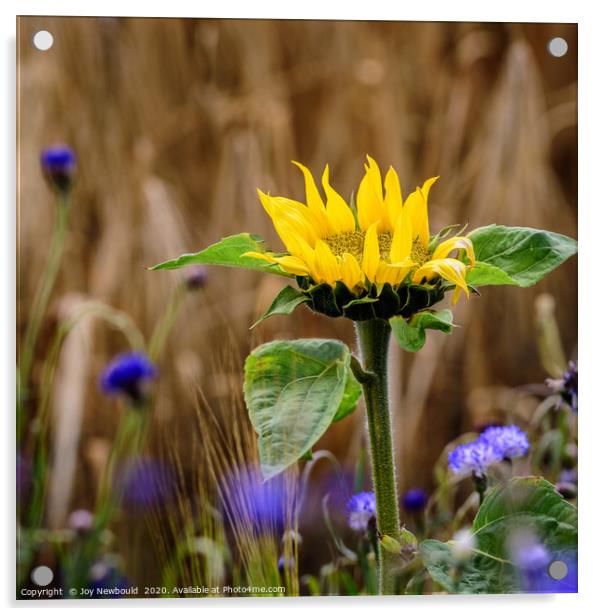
left=548, top=361, right=578, bottom=413
left=17, top=451, right=32, bottom=504
left=278, top=555, right=295, bottom=573
left=185, top=265, right=209, bottom=290
left=530, top=554, right=577, bottom=593
left=100, top=352, right=157, bottom=404
left=480, top=425, right=530, bottom=459
left=117, top=457, right=175, bottom=511
left=40, top=145, right=77, bottom=193
left=514, top=542, right=550, bottom=572
left=221, top=467, right=288, bottom=533
left=402, top=488, right=428, bottom=513
left=67, top=509, right=94, bottom=533
left=448, top=440, right=501, bottom=478
left=89, top=562, right=129, bottom=597
left=347, top=491, right=376, bottom=532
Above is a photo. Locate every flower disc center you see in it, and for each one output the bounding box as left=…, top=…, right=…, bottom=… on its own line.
left=324, top=231, right=394, bottom=262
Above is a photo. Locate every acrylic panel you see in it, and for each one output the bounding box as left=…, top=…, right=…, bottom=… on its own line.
left=16, top=16, right=578, bottom=600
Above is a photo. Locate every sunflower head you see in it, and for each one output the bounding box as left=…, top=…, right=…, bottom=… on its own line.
left=244, top=156, right=475, bottom=321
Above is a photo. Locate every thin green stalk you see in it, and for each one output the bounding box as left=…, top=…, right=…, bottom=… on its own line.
left=18, top=193, right=71, bottom=442
left=354, top=318, right=402, bottom=595
left=148, top=283, right=187, bottom=361
left=63, top=407, right=147, bottom=590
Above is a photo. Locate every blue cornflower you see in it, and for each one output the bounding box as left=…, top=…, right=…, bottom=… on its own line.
left=100, top=352, right=157, bottom=404
left=448, top=439, right=502, bottom=478
left=347, top=491, right=376, bottom=532
left=40, top=145, right=77, bottom=193
left=278, top=555, right=295, bottom=573
left=480, top=425, right=530, bottom=459
left=548, top=361, right=578, bottom=413
left=185, top=265, right=209, bottom=290
left=402, top=488, right=428, bottom=513
left=89, top=562, right=130, bottom=597
left=514, top=542, right=550, bottom=573
left=221, top=466, right=287, bottom=533
left=117, top=457, right=175, bottom=511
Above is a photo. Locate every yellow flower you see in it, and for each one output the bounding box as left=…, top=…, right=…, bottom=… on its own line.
left=245, top=156, right=474, bottom=304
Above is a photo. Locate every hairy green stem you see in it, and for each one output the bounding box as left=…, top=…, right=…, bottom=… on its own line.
left=355, top=318, right=402, bottom=595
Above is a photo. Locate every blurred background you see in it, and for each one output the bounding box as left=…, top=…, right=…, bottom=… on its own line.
left=17, top=17, right=577, bottom=589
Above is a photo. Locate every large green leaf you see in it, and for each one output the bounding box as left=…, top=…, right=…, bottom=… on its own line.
left=466, top=225, right=577, bottom=288
left=251, top=285, right=310, bottom=328
left=151, top=233, right=293, bottom=277
left=421, top=477, right=577, bottom=593
left=390, top=309, right=453, bottom=352
left=332, top=370, right=362, bottom=422
left=244, top=339, right=354, bottom=480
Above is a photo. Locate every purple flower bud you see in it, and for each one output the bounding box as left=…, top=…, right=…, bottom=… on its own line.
left=185, top=266, right=209, bottom=290
left=402, top=488, right=428, bottom=513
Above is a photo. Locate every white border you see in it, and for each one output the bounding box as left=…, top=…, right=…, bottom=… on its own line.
left=3, top=1, right=601, bottom=614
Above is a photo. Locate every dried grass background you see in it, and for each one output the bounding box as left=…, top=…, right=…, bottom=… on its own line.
left=17, top=17, right=577, bottom=535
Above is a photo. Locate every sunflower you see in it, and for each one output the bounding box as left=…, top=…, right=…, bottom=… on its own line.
left=245, top=156, right=475, bottom=306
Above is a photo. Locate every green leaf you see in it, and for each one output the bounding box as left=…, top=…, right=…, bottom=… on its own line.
left=467, top=225, right=577, bottom=288
left=150, top=233, right=294, bottom=278
left=251, top=286, right=309, bottom=328
left=421, top=477, right=578, bottom=594
left=332, top=370, right=362, bottom=422
left=244, top=339, right=354, bottom=480
left=390, top=309, right=453, bottom=352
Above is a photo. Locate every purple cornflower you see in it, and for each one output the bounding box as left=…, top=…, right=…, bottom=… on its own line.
left=448, top=439, right=502, bottom=478
left=40, top=145, right=77, bottom=193
left=100, top=352, right=157, bottom=404
left=548, top=361, right=578, bottom=413
left=448, top=425, right=530, bottom=477
left=89, top=562, right=130, bottom=597
left=221, top=466, right=288, bottom=533
left=347, top=491, right=376, bottom=532
left=278, top=555, right=295, bottom=573
left=185, top=265, right=209, bottom=290
left=514, top=543, right=550, bottom=573
left=402, top=488, right=428, bottom=513
left=67, top=509, right=94, bottom=533
left=480, top=425, right=530, bottom=459
left=117, top=457, right=176, bottom=511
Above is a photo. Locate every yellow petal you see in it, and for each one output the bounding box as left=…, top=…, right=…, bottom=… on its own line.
left=365, top=155, right=384, bottom=202
left=273, top=220, right=315, bottom=264
left=340, top=252, right=364, bottom=292
left=357, top=171, right=380, bottom=231
left=412, top=258, right=469, bottom=300
left=390, top=205, right=413, bottom=262
left=384, top=166, right=403, bottom=231
left=403, top=176, right=439, bottom=248
left=375, top=262, right=404, bottom=286
left=259, top=191, right=318, bottom=246
left=292, top=161, right=335, bottom=237
left=322, top=164, right=356, bottom=234
left=420, top=176, right=439, bottom=203
left=313, top=239, right=340, bottom=286
left=432, top=235, right=475, bottom=266
left=357, top=156, right=388, bottom=231
left=361, top=222, right=380, bottom=283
